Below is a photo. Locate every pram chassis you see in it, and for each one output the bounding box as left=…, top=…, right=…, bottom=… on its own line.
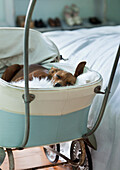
left=0, top=0, right=120, bottom=169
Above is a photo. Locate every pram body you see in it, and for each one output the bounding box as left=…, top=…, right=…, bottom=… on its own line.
left=0, top=73, right=102, bottom=148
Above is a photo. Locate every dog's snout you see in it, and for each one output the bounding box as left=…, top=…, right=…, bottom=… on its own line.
left=54, top=83, right=62, bottom=87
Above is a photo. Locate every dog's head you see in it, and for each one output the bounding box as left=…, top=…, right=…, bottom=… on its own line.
left=48, top=61, right=86, bottom=87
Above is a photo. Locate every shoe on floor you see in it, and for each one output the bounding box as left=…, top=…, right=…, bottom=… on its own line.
left=73, top=13, right=82, bottom=25
left=34, top=19, right=46, bottom=28
left=63, top=5, right=75, bottom=26
left=48, top=18, right=56, bottom=27
left=54, top=17, right=61, bottom=27
left=71, top=4, right=82, bottom=25
left=89, top=17, right=102, bottom=25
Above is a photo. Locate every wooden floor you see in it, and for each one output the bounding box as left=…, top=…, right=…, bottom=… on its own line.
left=0, top=147, right=72, bottom=170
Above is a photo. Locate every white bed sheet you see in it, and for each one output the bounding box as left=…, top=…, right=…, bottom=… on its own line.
left=44, top=26, right=120, bottom=170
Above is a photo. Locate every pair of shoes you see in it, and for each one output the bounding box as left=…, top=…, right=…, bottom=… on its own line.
left=89, top=17, right=102, bottom=25
left=16, top=16, right=34, bottom=28
left=63, top=4, right=82, bottom=26
left=48, top=18, right=61, bottom=27
left=34, top=19, right=46, bottom=28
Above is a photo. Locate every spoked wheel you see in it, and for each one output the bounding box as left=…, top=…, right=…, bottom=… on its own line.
left=0, top=147, right=6, bottom=166
left=43, top=144, right=60, bottom=163
left=70, top=140, right=93, bottom=170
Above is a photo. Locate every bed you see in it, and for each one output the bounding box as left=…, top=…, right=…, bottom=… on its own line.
left=43, top=25, right=120, bottom=170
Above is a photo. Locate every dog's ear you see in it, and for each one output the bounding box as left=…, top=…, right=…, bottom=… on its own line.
left=74, top=61, right=86, bottom=77
left=1, top=64, right=23, bottom=82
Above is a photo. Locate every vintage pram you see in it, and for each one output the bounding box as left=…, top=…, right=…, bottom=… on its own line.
left=0, top=0, right=120, bottom=169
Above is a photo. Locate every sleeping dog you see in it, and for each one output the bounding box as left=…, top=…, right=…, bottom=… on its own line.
left=1, top=62, right=86, bottom=87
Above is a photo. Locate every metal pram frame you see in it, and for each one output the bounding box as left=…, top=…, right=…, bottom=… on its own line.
left=0, top=0, right=120, bottom=169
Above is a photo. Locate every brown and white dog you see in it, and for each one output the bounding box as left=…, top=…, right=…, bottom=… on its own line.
left=2, top=62, right=86, bottom=87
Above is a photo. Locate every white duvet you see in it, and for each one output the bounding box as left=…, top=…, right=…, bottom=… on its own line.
left=44, top=26, right=120, bottom=170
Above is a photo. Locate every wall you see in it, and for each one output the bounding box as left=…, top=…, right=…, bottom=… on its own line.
left=0, top=0, right=5, bottom=24
left=13, top=0, right=120, bottom=24
left=0, top=0, right=120, bottom=26
left=107, top=0, right=120, bottom=23
left=0, top=0, right=15, bottom=26
left=14, top=0, right=96, bottom=21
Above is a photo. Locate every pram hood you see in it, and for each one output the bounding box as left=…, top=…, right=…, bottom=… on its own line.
left=0, top=27, right=60, bottom=71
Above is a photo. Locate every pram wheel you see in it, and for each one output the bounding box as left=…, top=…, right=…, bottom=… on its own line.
left=70, top=140, right=93, bottom=170
left=43, top=144, right=60, bottom=163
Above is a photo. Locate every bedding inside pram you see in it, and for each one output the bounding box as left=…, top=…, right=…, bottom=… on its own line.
left=10, top=64, right=101, bottom=88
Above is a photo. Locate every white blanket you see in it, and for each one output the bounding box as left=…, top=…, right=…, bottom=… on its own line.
left=44, top=26, right=120, bottom=170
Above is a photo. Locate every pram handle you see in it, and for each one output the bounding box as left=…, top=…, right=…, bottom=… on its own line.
left=19, top=0, right=37, bottom=148
left=83, top=45, right=120, bottom=138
